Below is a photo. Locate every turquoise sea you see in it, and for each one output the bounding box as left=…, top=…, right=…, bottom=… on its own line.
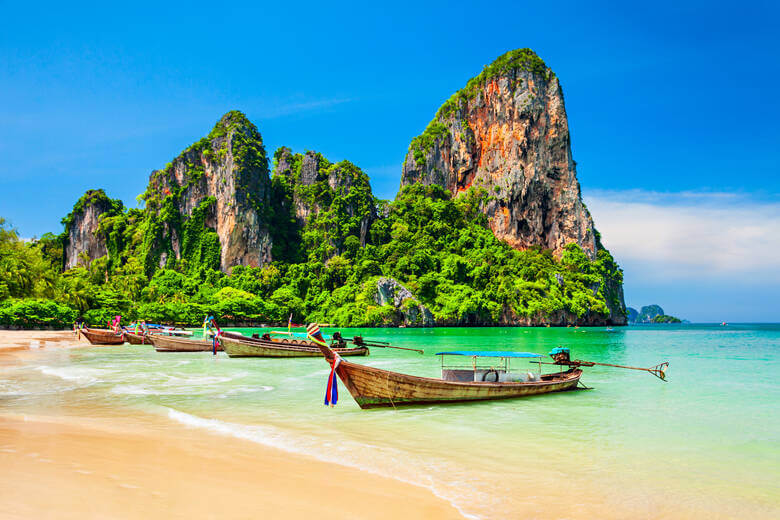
left=2, top=324, right=778, bottom=519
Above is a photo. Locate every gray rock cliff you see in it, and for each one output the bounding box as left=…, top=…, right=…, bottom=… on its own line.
left=142, top=111, right=272, bottom=272
left=62, top=189, right=123, bottom=270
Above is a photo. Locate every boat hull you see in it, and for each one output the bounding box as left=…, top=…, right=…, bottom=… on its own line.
left=150, top=335, right=220, bottom=352
left=221, top=335, right=368, bottom=358
left=327, top=354, right=582, bottom=409
left=81, top=328, right=125, bottom=345
left=124, top=332, right=150, bottom=345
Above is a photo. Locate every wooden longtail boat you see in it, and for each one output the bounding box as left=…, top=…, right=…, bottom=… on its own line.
left=128, top=323, right=193, bottom=336
left=150, top=335, right=221, bottom=352
left=317, top=344, right=582, bottom=409
left=220, top=331, right=369, bottom=358
left=80, top=328, right=125, bottom=345
left=123, top=332, right=150, bottom=345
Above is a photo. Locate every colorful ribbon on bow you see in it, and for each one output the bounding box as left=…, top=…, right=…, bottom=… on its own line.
left=203, top=316, right=221, bottom=355
left=110, top=315, right=121, bottom=332
left=306, top=323, right=327, bottom=346
left=324, top=355, right=341, bottom=406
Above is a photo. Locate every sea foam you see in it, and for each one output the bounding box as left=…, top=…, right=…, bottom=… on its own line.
left=36, top=366, right=112, bottom=386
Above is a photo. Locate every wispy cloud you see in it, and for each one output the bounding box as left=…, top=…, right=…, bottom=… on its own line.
left=584, top=190, right=780, bottom=281
left=259, top=97, right=353, bottom=119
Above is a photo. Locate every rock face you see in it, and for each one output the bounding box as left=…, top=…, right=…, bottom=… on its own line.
left=637, top=305, right=664, bottom=323
left=401, top=49, right=597, bottom=259
left=374, top=277, right=434, bottom=327
left=628, top=305, right=682, bottom=324
left=607, top=280, right=627, bottom=325
left=62, top=190, right=123, bottom=269
left=271, top=147, right=377, bottom=258
left=142, top=111, right=272, bottom=272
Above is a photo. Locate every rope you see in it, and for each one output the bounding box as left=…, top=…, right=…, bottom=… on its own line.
left=386, top=372, right=397, bottom=410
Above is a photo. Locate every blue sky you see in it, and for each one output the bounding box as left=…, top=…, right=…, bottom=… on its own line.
left=1, top=1, right=778, bottom=321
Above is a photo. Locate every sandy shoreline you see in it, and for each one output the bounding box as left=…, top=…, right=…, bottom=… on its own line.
left=0, top=329, right=80, bottom=352
left=0, top=331, right=463, bottom=519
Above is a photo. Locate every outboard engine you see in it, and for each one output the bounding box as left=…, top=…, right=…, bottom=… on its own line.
left=331, top=331, right=347, bottom=347
left=549, top=347, right=571, bottom=365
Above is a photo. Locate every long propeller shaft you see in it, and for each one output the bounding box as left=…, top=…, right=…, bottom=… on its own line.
left=540, top=360, right=669, bottom=381
left=362, top=343, right=424, bottom=354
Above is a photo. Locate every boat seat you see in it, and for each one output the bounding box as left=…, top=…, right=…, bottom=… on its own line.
left=498, top=372, right=537, bottom=383
left=442, top=369, right=476, bottom=382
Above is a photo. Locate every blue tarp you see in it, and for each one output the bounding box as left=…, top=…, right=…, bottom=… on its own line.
left=435, top=351, right=542, bottom=358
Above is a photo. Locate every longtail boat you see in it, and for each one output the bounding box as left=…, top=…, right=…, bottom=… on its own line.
left=127, top=323, right=193, bottom=336
left=150, top=335, right=221, bottom=352
left=220, top=331, right=369, bottom=358
left=80, top=328, right=125, bottom=345
left=316, top=344, right=582, bottom=409
left=123, top=332, right=150, bottom=345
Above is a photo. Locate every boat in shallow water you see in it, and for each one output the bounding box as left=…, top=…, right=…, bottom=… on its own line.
left=123, top=331, right=150, bottom=345
left=220, top=331, right=369, bottom=358
left=316, top=344, right=582, bottom=409
left=80, top=328, right=125, bottom=345
left=150, top=335, right=220, bottom=352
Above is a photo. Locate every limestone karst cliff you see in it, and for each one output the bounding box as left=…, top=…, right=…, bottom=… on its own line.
left=400, top=48, right=626, bottom=323
left=401, top=48, right=597, bottom=259
left=61, top=189, right=123, bottom=270
left=141, top=111, right=272, bottom=273
left=51, top=50, right=629, bottom=327
left=269, top=147, right=378, bottom=262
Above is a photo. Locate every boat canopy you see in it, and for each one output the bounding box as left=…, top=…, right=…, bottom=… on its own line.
left=435, top=351, right=542, bottom=358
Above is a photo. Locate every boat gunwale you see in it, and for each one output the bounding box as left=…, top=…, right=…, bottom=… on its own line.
left=220, top=334, right=369, bottom=357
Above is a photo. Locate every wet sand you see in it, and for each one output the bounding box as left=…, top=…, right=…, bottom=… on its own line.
left=0, top=331, right=462, bottom=519
left=0, top=329, right=80, bottom=352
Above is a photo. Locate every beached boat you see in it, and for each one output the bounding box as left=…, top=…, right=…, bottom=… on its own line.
left=317, top=344, right=582, bottom=409
left=150, top=335, right=221, bottom=352
left=127, top=323, right=193, bottom=336
left=80, top=328, right=125, bottom=345
left=123, top=331, right=150, bottom=345
left=220, top=331, right=369, bottom=358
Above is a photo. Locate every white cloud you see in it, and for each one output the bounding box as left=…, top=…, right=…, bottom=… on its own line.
left=584, top=190, right=780, bottom=281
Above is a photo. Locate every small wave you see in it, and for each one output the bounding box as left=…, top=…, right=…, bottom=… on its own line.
left=216, top=386, right=274, bottom=398
left=164, top=407, right=485, bottom=519
left=165, top=375, right=238, bottom=385
left=111, top=384, right=273, bottom=397
left=110, top=385, right=175, bottom=396
left=36, top=366, right=112, bottom=385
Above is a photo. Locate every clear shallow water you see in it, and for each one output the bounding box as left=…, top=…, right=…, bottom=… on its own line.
left=1, top=324, right=778, bottom=518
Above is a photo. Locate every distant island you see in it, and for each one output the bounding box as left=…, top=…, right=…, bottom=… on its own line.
left=627, top=305, right=682, bottom=324
left=1, top=49, right=629, bottom=329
